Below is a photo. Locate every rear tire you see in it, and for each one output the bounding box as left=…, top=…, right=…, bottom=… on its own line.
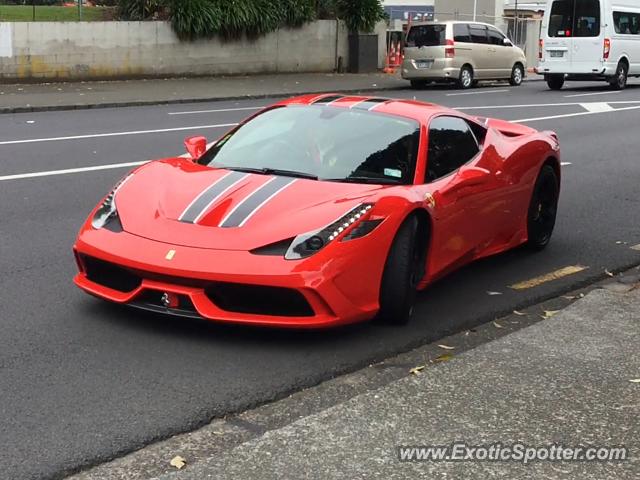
left=377, top=216, right=422, bottom=325
left=546, top=74, right=565, bottom=90
left=410, top=80, right=427, bottom=89
left=457, top=66, right=474, bottom=89
left=609, top=62, right=628, bottom=90
left=526, top=165, right=560, bottom=251
left=509, top=63, right=524, bottom=86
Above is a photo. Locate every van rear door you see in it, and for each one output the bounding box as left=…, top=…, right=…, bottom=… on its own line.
left=405, top=24, right=447, bottom=68
left=546, top=0, right=603, bottom=69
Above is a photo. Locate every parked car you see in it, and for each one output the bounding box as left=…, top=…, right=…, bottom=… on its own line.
left=73, top=94, right=561, bottom=328
left=536, top=0, right=640, bottom=90
left=401, top=21, right=527, bottom=89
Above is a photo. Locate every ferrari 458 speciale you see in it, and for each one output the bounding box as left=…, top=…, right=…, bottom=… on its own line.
left=74, top=94, right=561, bottom=328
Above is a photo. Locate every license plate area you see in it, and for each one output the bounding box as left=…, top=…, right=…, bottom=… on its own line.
left=415, top=60, right=434, bottom=69
left=549, top=50, right=565, bottom=58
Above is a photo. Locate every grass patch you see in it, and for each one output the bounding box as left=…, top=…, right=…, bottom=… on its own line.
left=0, top=5, right=114, bottom=22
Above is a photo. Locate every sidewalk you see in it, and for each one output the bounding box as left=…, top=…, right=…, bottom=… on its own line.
left=155, top=276, right=639, bottom=480
left=0, top=73, right=408, bottom=114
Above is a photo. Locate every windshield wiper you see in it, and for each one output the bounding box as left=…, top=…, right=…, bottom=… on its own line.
left=325, top=176, right=403, bottom=185
left=222, top=166, right=318, bottom=180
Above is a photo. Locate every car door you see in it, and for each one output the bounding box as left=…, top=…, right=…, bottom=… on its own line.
left=468, top=24, right=491, bottom=78
left=416, top=116, right=499, bottom=278
left=486, top=26, right=512, bottom=77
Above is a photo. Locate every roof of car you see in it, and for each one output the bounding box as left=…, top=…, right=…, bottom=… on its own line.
left=408, top=20, right=496, bottom=27
left=274, top=94, right=457, bottom=123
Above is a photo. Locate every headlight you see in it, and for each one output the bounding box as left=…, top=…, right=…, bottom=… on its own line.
left=285, top=203, right=379, bottom=260
left=91, top=174, right=133, bottom=230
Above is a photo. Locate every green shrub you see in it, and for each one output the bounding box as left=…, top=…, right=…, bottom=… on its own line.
left=334, top=0, right=385, bottom=33
left=168, top=0, right=220, bottom=40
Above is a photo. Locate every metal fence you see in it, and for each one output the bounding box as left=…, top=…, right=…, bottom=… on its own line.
left=0, top=1, right=116, bottom=22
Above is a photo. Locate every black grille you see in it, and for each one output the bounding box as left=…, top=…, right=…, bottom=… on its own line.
left=83, top=256, right=142, bottom=293
left=205, top=283, right=314, bottom=317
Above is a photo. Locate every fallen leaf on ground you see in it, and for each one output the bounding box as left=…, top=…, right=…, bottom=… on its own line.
left=409, top=365, right=425, bottom=375
left=629, top=379, right=640, bottom=383
left=434, top=354, right=453, bottom=363
left=562, top=295, right=576, bottom=300
left=170, top=456, right=186, bottom=470
left=487, top=291, right=503, bottom=296
left=493, top=321, right=504, bottom=329
left=438, top=344, right=455, bottom=350
left=513, top=310, right=527, bottom=316
left=542, top=310, right=561, bottom=319
left=605, top=269, right=614, bottom=277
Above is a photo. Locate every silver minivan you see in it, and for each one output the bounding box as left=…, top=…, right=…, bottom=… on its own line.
left=402, top=21, right=527, bottom=89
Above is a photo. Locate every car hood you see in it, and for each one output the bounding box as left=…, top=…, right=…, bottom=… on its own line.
left=115, top=159, right=389, bottom=251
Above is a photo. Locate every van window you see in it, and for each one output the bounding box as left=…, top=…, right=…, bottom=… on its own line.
left=406, top=24, right=447, bottom=47
left=469, top=24, right=488, bottom=44
left=426, top=117, right=480, bottom=183
left=453, top=24, right=471, bottom=43
left=487, top=27, right=506, bottom=45
left=614, top=12, right=640, bottom=35
left=548, top=0, right=601, bottom=37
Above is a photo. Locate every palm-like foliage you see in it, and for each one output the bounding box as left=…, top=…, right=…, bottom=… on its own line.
left=118, top=0, right=385, bottom=40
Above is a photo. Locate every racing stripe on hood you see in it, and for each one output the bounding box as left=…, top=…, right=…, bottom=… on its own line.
left=179, top=170, right=248, bottom=224
left=219, top=176, right=297, bottom=228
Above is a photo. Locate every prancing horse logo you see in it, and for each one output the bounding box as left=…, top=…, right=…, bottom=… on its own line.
left=161, top=293, right=171, bottom=308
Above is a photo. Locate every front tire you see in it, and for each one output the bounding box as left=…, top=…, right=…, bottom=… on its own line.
left=526, top=165, right=560, bottom=250
left=609, top=62, right=628, bottom=90
left=377, top=216, right=422, bottom=325
left=546, top=74, right=565, bottom=90
left=509, top=63, right=524, bottom=86
left=457, top=66, right=474, bottom=89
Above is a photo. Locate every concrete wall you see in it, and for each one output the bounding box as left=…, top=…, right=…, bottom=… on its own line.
left=0, top=20, right=387, bottom=81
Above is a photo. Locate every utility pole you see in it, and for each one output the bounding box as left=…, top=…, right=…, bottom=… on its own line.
left=32, top=0, right=35, bottom=21
left=514, top=0, right=519, bottom=45
left=473, top=0, right=477, bottom=21
left=78, top=0, right=83, bottom=21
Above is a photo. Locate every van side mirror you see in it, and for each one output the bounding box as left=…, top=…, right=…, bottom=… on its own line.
left=503, top=38, right=513, bottom=46
left=184, top=136, right=207, bottom=161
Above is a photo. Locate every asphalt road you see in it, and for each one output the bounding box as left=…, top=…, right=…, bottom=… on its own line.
left=1, top=80, right=640, bottom=480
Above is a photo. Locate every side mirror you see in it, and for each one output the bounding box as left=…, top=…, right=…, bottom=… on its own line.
left=503, top=38, right=513, bottom=47
left=184, top=136, right=207, bottom=161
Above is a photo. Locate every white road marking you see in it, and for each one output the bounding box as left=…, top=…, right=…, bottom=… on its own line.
left=0, top=123, right=238, bottom=146
left=455, top=100, right=640, bottom=110
left=0, top=161, right=147, bottom=182
left=561, top=162, right=572, bottom=166
left=580, top=102, right=614, bottom=113
left=514, top=104, right=640, bottom=123
left=168, top=106, right=263, bottom=116
left=447, top=89, right=510, bottom=97
left=564, top=91, right=621, bottom=98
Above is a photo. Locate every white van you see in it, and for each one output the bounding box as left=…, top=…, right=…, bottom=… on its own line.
left=537, top=0, right=640, bottom=89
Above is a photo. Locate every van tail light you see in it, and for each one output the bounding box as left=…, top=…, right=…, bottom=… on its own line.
left=538, top=39, right=544, bottom=60
left=445, top=39, right=455, bottom=58
left=603, top=38, right=611, bottom=60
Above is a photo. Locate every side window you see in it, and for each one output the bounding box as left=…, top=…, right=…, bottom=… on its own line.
left=453, top=23, right=471, bottom=43
left=487, top=27, right=506, bottom=45
left=614, top=12, right=640, bottom=35
left=426, top=117, right=480, bottom=183
left=469, top=24, right=488, bottom=44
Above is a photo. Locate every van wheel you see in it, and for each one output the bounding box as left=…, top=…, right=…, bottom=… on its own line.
left=457, top=66, right=474, bottom=89
left=609, top=62, right=628, bottom=90
left=546, top=74, right=564, bottom=90
left=509, top=64, right=524, bottom=86
left=410, top=80, right=427, bottom=89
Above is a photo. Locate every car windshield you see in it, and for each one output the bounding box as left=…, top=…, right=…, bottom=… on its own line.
left=200, top=105, right=421, bottom=185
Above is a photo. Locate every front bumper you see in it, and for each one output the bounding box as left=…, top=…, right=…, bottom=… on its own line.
left=73, top=228, right=387, bottom=328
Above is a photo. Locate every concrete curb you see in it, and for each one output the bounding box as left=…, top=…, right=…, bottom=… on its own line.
left=0, top=78, right=545, bottom=115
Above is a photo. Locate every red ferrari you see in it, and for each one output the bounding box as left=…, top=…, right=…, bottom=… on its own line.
left=73, top=94, right=561, bottom=328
